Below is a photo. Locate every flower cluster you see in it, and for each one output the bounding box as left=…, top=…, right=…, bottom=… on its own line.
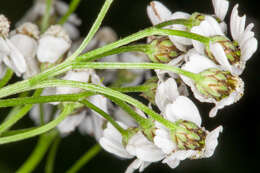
left=0, top=0, right=257, bottom=173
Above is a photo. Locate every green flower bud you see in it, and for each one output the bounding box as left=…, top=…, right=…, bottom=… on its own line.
left=207, top=36, right=241, bottom=65
left=196, top=68, right=243, bottom=101
left=148, top=36, right=183, bottom=63
left=173, top=120, right=206, bottom=150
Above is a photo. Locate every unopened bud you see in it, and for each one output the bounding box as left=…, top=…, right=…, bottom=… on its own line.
left=173, top=120, right=206, bottom=150
left=0, top=14, right=10, bottom=37
left=196, top=68, right=244, bottom=101
left=148, top=36, right=183, bottom=63
left=16, top=22, right=40, bottom=39
left=190, top=12, right=205, bottom=28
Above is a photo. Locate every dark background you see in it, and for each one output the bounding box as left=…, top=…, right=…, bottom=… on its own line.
left=0, top=0, right=259, bottom=173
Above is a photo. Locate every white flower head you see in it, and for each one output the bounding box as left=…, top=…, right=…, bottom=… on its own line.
left=181, top=53, right=244, bottom=117
left=154, top=95, right=222, bottom=168
left=10, top=22, right=40, bottom=78
left=37, top=25, right=71, bottom=63
left=209, top=4, right=258, bottom=75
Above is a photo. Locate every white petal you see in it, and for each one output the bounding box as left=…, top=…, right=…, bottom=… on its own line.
left=230, top=4, right=246, bottom=41
left=210, top=42, right=232, bottom=72
left=37, top=36, right=70, bottom=63
left=165, top=96, right=202, bottom=126
left=212, top=0, right=229, bottom=21
left=57, top=111, right=86, bottom=136
left=99, top=122, right=133, bottom=158
left=126, top=132, right=165, bottom=162
left=155, top=78, right=179, bottom=112
left=147, top=1, right=172, bottom=25
left=241, top=37, right=257, bottom=62
left=63, top=23, right=80, bottom=40
left=125, top=159, right=151, bottom=173
left=203, top=126, right=223, bottom=158
left=29, top=104, right=53, bottom=125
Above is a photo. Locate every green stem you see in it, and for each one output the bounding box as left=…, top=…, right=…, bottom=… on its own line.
left=111, top=84, right=155, bottom=93
left=0, top=68, right=13, bottom=88
left=65, top=144, right=101, bottom=173
left=0, top=104, right=74, bottom=144
left=41, top=0, right=52, bottom=32
left=86, top=44, right=151, bottom=62
left=106, top=96, right=150, bottom=128
left=0, top=92, right=93, bottom=108
left=0, top=89, right=43, bottom=135
left=4, top=79, right=176, bottom=130
left=72, top=62, right=200, bottom=81
left=80, top=99, right=127, bottom=136
left=76, top=27, right=210, bottom=62
left=16, top=130, right=58, bottom=173
left=67, top=0, right=114, bottom=60
left=155, top=19, right=193, bottom=28
left=58, top=0, right=81, bottom=25
left=45, top=137, right=61, bottom=173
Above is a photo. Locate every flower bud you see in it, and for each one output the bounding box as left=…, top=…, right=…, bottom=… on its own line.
left=196, top=68, right=244, bottom=101
left=190, top=12, right=206, bottom=27
left=0, top=14, right=10, bottom=37
left=148, top=36, right=183, bottom=63
left=173, top=120, right=206, bottom=150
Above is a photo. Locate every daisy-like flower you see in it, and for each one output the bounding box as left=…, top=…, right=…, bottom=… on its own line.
left=207, top=5, right=258, bottom=75
left=0, top=14, right=27, bottom=76
left=181, top=53, right=244, bottom=117
left=153, top=78, right=222, bottom=168
left=37, top=25, right=71, bottom=63
left=10, top=22, right=40, bottom=78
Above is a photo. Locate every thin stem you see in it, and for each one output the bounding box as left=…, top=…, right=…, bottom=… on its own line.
left=0, top=92, right=93, bottom=108
left=86, top=44, right=151, bottom=62
left=58, top=0, right=81, bottom=25
left=65, top=144, right=101, bottom=173
left=80, top=99, right=127, bottom=136
left=41, top=0, right=52, bottom=32
left=72, top=62, right=200, bottom=81
left=16, top=130, right=58, bottom=173
left=0, top=89, right=43, bottom=135
left=45, top=137, right=61, bottom=173
left=67, top=0, right=114, bottom=60
left=107, top=96, right=150, bottom=128
left=0, top=68, right=13, bottom=88
left=155, top=19, right=193, bottom=28
left=0, top=104, right=74, bottom=144
left=8, top=79, right=176, bottom=130
left=111, top=84, right=155, bottom=93
left=76, top=27, right=210, bottom=62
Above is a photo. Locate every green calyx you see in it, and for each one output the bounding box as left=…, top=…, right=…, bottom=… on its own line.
left=122, top=127, right=139, bottom=147
left=140, top=77, right=158, bottom=104
left=147, top=36, right=183, bottom=63
left=172, top=120, right=206, bottom=150
left=209, top=36, right=241, bottom=65
left=189, top=12, right=205, bottom=29
left=196, top=68, right=240, bottom=101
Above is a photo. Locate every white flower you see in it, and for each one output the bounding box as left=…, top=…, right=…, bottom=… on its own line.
left=126, top=131, right=165, bottom=162
left=10, top=23, right=40, bottom=78
left=99, top=122, right=134, bottom=158
left=181, top=53, right=244, bottom=117
left=37, top=25, right=71, bottom=63
left=125, top=159, right=151, bottom=173
left=209, top=4, right=258, bottom=75
left=154, top=91, right=222, bottom=168
left=147, top=1, right=191, bottom=51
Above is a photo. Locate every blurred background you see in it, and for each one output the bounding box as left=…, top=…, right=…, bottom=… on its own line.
left=0, top=0, right=259, bottom=172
